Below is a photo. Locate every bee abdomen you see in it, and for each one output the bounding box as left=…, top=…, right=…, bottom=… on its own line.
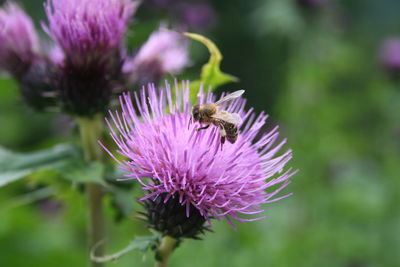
left=224, top=123, right=238, bottom=144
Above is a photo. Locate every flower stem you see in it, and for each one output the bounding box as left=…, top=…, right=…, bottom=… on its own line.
left=77, top=115, right=105, bottom=267
left=155, top=236, right=178, bottom=267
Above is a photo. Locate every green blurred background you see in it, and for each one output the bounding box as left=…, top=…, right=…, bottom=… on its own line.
left=1, top=0, right=400, bottom=266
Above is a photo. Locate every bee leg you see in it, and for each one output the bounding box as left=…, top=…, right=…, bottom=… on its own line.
left=188, top=117, right=192, bottom=129
left=196, top=124, right=210, bottom=131
left=219, top=127, right=226, bottom=150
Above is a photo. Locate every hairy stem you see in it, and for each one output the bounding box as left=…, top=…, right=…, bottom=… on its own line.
left=155, top=236, right=178, bottom=267
left=77, top=115, right=105, bottom=267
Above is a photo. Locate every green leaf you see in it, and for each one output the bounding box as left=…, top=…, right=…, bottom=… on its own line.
left=91, top=235, right=160, bottom=263
left=58, top=161, right=104, bottom=185
left=0, top=144, right=104, bottom=187
left=184, top=32, right=238, bottom=101
left=0, top=144, right=79, bottom=187
left=104, top=166, right=136, bottom=221
left=2, top=187, right=55, bottom=211
left=107, top=184, right=136, bottom=221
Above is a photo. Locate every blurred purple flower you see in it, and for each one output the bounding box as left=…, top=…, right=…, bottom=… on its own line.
left=43, top=0, right=138, bottom=116
left=379, top=38, right=400, bottom=75
left=103, top=82, right=296, bottom=227
left=0, top=2, right=55, bottom=111
left=175, top=2, right=216, bottom=31
left=44, top=0, right=138, bottom=69
left=0, top=2, right=40, bottom=77
left=124, top=28, right=190, bottom=86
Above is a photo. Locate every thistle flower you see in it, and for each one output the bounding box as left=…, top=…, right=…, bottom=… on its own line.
left=379, top=38, right=400, bottom=76
left=44, top=0, right=137, bottom=69
left=43, top=0, right=138, bottom=116
left=124, top=28, right=189, bottom=86
left=0, top=2, right=40, bottom=78
left=103, top=82, right=296, bottom=238
left=0, top=2, right=55, bottom=111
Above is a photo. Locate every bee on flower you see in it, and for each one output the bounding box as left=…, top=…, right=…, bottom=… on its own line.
left=102, top=81, right=297, bottom=239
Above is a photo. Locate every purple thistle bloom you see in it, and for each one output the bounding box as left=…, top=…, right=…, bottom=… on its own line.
left=0, top=2, right=54, bottom=111
left=103, top=82, right=296, bottom=227
left=44, top=0, right=138, bottom=69
left=124, top=28, right=190, bottom=86
left=379, top=38, right=400, bottom=75
left=0, top=2, right=40, bottom=77
left=43, top=0, right=138, bottom=116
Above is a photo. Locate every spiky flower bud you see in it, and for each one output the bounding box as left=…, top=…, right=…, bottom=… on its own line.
left=142, top=193, right=210, bottom=239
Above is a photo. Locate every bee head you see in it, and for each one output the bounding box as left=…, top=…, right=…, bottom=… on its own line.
left=191, top=105, right=201, bottom=121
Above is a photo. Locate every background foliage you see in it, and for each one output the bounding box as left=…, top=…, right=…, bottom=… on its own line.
left=1, top=0, right=400, bottom=266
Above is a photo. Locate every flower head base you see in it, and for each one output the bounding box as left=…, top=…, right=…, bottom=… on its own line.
left=0, top=2, right=40, bottom=77
left=104, top=82, right=296, bottom=234
left=142, top=192, right=211, bottom=239
left=124, top=28, right=189, bottom=86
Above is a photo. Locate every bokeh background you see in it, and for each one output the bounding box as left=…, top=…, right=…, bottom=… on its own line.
left=1, top=0, right=400, bottom=266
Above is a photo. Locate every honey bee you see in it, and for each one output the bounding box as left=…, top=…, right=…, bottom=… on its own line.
left=191, top=90, right=244, bottom=144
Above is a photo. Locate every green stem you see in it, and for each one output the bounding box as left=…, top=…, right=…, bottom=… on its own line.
left=155, top=236, right=178, bottom=267
left=78, top=115, right=104, bottom=162
left=77, top=115, right=105, bottom=267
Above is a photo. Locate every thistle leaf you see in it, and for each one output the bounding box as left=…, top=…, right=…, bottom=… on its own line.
left=0, top=144, right=104, bottom=187
left=0, top=144, right=77, bottom=187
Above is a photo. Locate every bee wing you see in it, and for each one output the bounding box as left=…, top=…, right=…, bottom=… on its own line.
left=214, top=90, right=245, bottom=107
left=211, top=111, right=243, bottom=125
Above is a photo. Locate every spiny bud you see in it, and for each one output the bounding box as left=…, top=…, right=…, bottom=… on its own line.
left=142, top=193, right=210, bottom=240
